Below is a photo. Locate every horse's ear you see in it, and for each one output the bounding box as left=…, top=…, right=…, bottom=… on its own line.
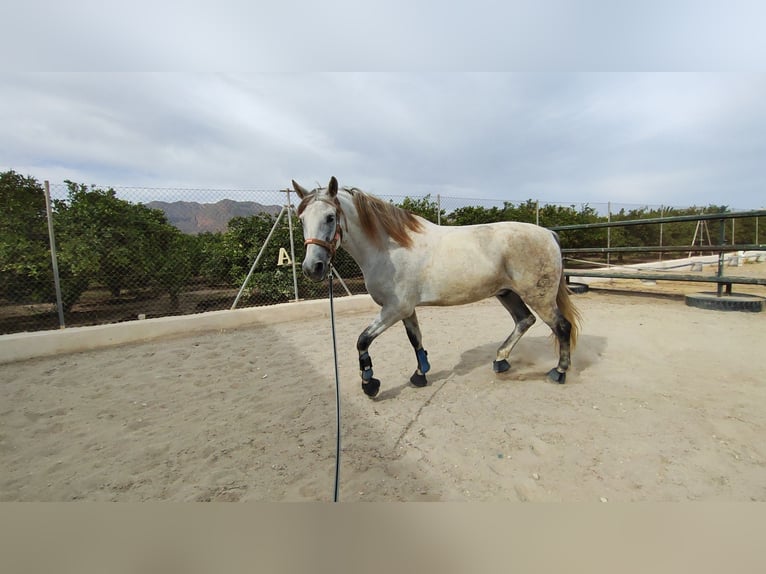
left=328, top=176, right=338, bottom=198
left=292, top=180, right=309, bottom=199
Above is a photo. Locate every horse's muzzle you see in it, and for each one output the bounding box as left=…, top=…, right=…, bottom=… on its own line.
left=302, top=258, right=328, bottom=281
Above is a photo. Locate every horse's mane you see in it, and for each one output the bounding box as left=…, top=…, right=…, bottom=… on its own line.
left=297, top=185, right=424, bottom=249
left=344, top=187, right=424, bottom=249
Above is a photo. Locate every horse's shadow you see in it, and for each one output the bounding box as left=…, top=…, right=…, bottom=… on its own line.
left=452, top=341, right=500, bottom=375
left=453, top=334, right=606, bottom=377
left=373, top=334, right=606, bottom=401
left=373, top=371, right=449, bottom=401
left=372, top=342, right=524, bottom=401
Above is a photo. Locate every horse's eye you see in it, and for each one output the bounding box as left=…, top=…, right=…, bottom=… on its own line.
left=326, top=214, right=335, bottom=224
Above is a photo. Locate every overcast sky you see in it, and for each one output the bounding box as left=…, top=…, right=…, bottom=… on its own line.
left=3, top=74, right=766, bottom=210
left=2, top=72, right=765, bottom=209
left=3, top=1, right=766, bottom=209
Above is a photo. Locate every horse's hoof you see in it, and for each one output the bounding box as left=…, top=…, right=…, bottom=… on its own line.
left=410, top=371, right=428, bottom=387
left=362, top=378, right=381, bottom=397
left=493, top=359, right=511, bottom=373
left=547, top=368, right=566, bottom=384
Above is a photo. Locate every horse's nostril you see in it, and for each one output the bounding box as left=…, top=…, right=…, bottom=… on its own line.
left=313, top=261, right=325, bottom=277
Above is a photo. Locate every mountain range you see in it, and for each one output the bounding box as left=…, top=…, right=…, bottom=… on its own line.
left=146, top=199, right=282, bottom=234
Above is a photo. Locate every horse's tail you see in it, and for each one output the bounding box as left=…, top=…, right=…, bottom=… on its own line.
left=557, top=271, right=582, bottom=350
left=549, top=229, right=581, bottom=350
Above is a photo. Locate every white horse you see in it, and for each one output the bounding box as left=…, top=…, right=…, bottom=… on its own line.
left=293, top=176, right=581, bottom=398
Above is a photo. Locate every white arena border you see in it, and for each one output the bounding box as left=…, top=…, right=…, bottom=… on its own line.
left=0, top=294, right=378, bottom=365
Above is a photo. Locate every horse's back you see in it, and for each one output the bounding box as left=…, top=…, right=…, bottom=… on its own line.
left=413, top=220, right=562, bottom=306
left=428, top=220, right=560, bottom=264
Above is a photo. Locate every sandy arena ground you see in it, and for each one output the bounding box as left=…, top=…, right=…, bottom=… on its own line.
left=1, top=264, right=765, bottom=502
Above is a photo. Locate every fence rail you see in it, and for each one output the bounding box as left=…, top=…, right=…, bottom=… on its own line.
left=550, top=209, right=766, bottom=230
left=565, top=270, right=766, bottom=289
left=556, top=209, right=766, bottom=296
left=564, top=244, right=764, bottom=254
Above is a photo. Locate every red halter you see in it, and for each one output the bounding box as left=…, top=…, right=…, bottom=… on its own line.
left=304, top=226, right=342, bottom=258
left=302, top=193, right=344, bottom=259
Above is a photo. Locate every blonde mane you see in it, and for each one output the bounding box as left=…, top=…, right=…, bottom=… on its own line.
left=297, top=185, right=424, bottom=249
left=345, top=187, right=424, bottom=249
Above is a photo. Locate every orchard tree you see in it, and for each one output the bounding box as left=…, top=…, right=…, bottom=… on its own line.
left=53, top=182, right=187, bottom=308
left=154, top=232, right=196, bottom=309
left=447, top=205, right=505, bottom=225
left=216, top=212, right=290, bottom=299
left=0, top=171, right=53, bottom=302
left=537, top=203, right=606, bottom=251
left=218, top=211, right=360, bottom=303
left=223, top=212, right=325, bottom=303
left=501, top=200, right=540, bottom=224
left=397, top=194, right=445, bottom=224
left=196, top=231, right=231, bottom=286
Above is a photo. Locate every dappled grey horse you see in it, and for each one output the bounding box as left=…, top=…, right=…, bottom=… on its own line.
left=294, top=176, right=580, bottom=398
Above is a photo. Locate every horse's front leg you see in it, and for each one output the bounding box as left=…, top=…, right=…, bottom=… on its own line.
left=402, top=311, right=430, bottom=388
left=357, top=306, right=412, bottom=398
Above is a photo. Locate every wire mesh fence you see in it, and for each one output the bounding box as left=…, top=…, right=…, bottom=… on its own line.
left=1, top=172, right=763, bottom=335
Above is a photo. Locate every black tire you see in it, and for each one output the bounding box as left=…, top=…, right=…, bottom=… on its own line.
left=685, top=292, right=764, bottom=312
left=567, top=282, right=589, bottom=294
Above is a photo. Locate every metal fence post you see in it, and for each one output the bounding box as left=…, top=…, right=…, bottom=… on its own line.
left=285, top=189, right=300, bottom=302
left=717, top=218, right=725, bottom=296
left=44, top=181, right=66, bottom=328
left=436, top=194, right=441, bottom=226
left=607, top=201, right=611, bottom=267
left=658, top=206, right=664, bottom=262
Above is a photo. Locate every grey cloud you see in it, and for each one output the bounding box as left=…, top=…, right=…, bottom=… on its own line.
left=1, top=72, right=765, bottom=209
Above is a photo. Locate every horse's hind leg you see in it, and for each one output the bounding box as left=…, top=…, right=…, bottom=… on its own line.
left=533, top=306, right=573, bottom=384
left=546, top=311, right=573, bottom=384
left=402, top=311, right=430, bottom=388
left=494, top=290, right=536, bottom=373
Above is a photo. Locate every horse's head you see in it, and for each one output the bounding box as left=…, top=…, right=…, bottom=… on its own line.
left=293, top=176, right=342, bottom=281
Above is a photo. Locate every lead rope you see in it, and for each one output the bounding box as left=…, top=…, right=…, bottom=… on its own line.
left=328, top=263, right=341, bottom=502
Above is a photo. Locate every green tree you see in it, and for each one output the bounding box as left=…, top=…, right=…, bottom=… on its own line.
left=501, top=200, right=540, bottom=224
left=0, top=171, right=52, bottom=302
left=447, top=205, right=505, bottom=225
left=196, top=232, right=231, bottom=286
left=540, top=203, right=607, bottom=252
left=154, top=233, right=195, bottom=309
left=217, top=211, right=361, bottom=303
left=224, top=213, right=283, bottom=287
left=397, top=195, right=445, bottom=224
left=225, top=212, right=316, bottom=303
left=53, top=182, right=187, bottom=309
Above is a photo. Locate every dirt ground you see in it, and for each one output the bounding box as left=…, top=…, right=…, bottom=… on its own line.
left=1, top=262, right=765, bottom=502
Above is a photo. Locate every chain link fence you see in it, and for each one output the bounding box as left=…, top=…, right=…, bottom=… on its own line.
left=1, top=172, right=762, bottom=335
